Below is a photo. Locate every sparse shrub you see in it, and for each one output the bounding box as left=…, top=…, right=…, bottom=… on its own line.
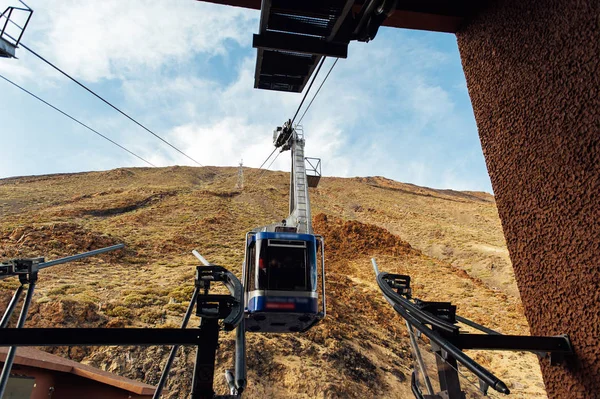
left=140, top=309, right=166, bottom=325
left=165, top=303, right=187, bottom=313
left=123, top=294, right=149, bottom=307
left=122, top=288, right=169, bottom=308
left=48, top=239, right=62, bottom=249
left=350, top=203, right=363, bottom=212
left=168, top=286, right=195, bottom=302
left=36, top=296, right=51, bottom=304
left=48, top=284, right=75, bottom=295
left=105, top=306, right=132, bottom=318
left=71, top=292, right=99, bottom=303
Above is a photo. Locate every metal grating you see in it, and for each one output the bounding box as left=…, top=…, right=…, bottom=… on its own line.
left=253, top=0, right=354, bottom=92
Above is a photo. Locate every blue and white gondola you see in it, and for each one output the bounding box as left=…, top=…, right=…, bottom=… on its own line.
left=243, top=231, right=325, bottom=333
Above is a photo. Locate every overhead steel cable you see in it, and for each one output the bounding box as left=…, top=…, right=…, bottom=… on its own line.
left=18, top=42, right=203, bottom=167
left=255, top=150, right=282, bottom=183
left=297, top=58, right=338, bottom=126
left=253, top=146, right=279, bottom=184
left=256, top=147, right=278, bottom=171
left=290, top=56, right=326, bottom=126
left=0, top=74, right=156, bottom=167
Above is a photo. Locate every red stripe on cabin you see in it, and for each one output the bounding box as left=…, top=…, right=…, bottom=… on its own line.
left=265, top=302, right=295, bottom=310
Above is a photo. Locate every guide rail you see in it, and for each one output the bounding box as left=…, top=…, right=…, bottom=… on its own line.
left=372, top=258, right=573, bottom=398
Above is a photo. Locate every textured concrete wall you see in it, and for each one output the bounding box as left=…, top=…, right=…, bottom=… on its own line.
left=456, top=0, right=599, bottom=397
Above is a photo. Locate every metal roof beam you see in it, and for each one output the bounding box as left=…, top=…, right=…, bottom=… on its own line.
left=253, top=32, right=348, bottom=58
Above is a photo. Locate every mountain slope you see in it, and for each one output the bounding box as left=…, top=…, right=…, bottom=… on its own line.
left=0, top=166, right=544, bottom=398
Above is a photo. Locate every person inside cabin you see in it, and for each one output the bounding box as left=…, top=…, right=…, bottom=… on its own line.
left=257, top=256, right=269, bottom=288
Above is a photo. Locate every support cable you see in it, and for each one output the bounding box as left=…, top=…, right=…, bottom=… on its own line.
left=290, top=56, right=326, bottom=125
left=18, top=43, right=203, bottom=167
left=17, top=1, right=31, bottom=10
left=297, top=58, right=338, bottom=126
left=0, top=74, right=156, bottom=167
left=255, top=150, right=282, bottom=183
left=256, top=147, right=278, bottom=171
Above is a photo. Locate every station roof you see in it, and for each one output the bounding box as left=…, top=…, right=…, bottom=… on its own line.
left=0, top=347, right=156, bottom=396
left=198, top=0, right=480, bottom=93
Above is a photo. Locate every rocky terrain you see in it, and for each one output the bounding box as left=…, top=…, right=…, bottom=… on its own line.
left=0, top=166, right=545, bottom=398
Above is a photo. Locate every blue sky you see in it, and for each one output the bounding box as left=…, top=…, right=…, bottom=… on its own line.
left=0, top=0, right=492, bottom=192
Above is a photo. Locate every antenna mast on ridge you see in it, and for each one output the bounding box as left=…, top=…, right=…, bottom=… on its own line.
left=235, top=159, right=244, bottom=190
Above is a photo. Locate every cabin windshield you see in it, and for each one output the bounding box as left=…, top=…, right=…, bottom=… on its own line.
left=257, top=240, right=309, bottom=291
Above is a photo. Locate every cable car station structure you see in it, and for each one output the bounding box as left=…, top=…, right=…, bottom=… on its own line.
left=0, top=0, right=597, bottom=398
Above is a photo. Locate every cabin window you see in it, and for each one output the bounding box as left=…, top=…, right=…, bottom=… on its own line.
left=257, top=241, right=309, bottom=291
left=246, top=240, right=256, bottom=290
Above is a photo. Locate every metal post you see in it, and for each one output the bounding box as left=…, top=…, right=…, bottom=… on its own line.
left=153, top=286, right=200, bottom=399
left=371, top=258, right=380, bottom=276
left=38, top=244, right=124, bottom=269
left=432, top=344, right=463, bottom=399
left=234, top=318, right=246, bottom=393
left=0, top=281, right=36, bottom=399
left=406, top=321, right=434, bottom=395
left=192, top=250, right=211, bottom=267
left=0, top=286, right=24, bottom=329
left=190, top=318, right=220, bottom=399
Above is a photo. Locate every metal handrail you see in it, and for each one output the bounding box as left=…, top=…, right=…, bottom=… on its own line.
left=0, top=4, right=33, bottom=47
left=0, top=8, right=14, bottom=40
left=305, top=157, right=321, bottom=176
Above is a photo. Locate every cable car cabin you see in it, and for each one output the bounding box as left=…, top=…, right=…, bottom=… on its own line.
left=243, top=231, right=325, bottom=333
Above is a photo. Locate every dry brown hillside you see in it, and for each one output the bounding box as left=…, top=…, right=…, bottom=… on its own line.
left=0, top=166, right=545, bottom=398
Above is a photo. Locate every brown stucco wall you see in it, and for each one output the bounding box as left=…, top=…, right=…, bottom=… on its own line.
left=456, top=0, right=599, bottom=397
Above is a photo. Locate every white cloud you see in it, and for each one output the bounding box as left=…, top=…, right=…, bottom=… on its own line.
left=3, top=0, right=257, bottom=82
left=136, top=30, right=484, bottom=189
left=0, top=58, right=32, bottom=80
left=167, top=117, right=272, bottom=166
